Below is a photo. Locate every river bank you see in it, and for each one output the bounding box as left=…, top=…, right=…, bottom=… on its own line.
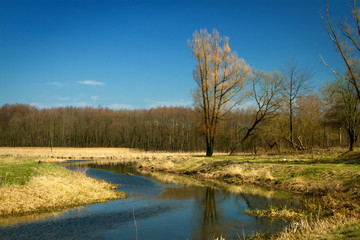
left=0, top=156, right=125, bottom=217
left=0, top=147, right=359, bottom=239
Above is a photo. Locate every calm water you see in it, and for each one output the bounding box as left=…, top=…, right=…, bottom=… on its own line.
left=0, top=161, right=299, bottom=240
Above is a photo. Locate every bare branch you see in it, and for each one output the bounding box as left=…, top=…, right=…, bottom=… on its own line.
left=189, top=28, right=249, bottom=156
left=321, top=1, right=360, bottom=101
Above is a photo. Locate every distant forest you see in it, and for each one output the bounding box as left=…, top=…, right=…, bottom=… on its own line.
left=0, top=102, right=355, bottom=153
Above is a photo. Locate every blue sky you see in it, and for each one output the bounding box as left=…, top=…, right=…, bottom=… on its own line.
left=0, top=0, right=352, bottom=109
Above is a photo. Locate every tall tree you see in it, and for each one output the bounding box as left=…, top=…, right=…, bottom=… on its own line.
left=188, top=29, right=249, bottom=156
left=281, top=59, right=314, bottom=149
left=322, top=75, right=360, bottom=151
left=321, top=0, right=360, bottom=101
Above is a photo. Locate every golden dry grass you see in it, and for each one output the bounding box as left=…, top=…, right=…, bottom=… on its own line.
left=0, top=156, right=126, bottom=217
left=277, top=213, right=360, bottom=240
left=224, top=163, right=276, bottom=182
left=1, top=147, right=358, bottom=197
left=1, top=147, right=360, bottom=239
left=0, top=147, right=139, bottom=162
left=0, top=169, right=125, bottom=216
left=0, top=147, right=205, bottom=164
left=245, top=205, right=307, bottom=221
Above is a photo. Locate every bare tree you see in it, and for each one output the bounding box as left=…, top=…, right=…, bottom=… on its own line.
left=229, top=70, right=284, bottom=155
left=188, top=29, right=249, bottom=156
left=322, top=74, right=360, bottom=151
left=321, top=0, right=360, bottom=101
left=281, top=59, right=314, bottom=149
left=297, top=94, right=324, bottom=149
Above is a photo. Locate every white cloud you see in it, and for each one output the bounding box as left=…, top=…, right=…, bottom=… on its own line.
left=53, top=102, right=87, bottom=108
left=145, top=98, right=192, bottom=108
left=31, top=101, right=89, bottom=109
left=72, top=102, right=88, bottom=107
left=107, top=103, right=137, bottom=110
left=30, top=103, right=48, bottom=109
left=77, top=80, right=105, bottom=86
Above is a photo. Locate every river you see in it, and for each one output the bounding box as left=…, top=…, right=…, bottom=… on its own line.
left=0, top=161, right=299, bottom=240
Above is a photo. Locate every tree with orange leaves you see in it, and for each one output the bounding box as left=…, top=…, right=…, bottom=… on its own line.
left=188, top=29, right=249, bottom=156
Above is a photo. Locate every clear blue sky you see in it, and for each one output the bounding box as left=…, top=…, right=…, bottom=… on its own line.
left=0, top=0, right=352, bottom=109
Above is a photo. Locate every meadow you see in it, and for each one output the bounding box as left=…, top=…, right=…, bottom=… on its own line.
left=0, top=154, right=125, bottom=217
left=0, top=147, right=359, bottom=239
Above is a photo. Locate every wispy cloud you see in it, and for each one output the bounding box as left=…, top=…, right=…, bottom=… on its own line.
left=53, top=102, right=88, bottom=108
left=30, top=103, right=48, bottom=109
left=107, top=103, right=137, bottom=110
left=46, top=81, right=63, bottom=87
left=77, top=80, right=105, bottom=86
left=72, top=102, right=88, bottom=107
left=31, top=101, right=90, bottom=109
left=90, top=96, right=99, bottom=101
left=145, top=98, right=192, bottom=109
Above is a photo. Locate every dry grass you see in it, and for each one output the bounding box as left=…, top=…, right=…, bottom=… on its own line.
left=1, top=147, right=360, bottom=238
left=245, top=205, right=307, bottom=221
left=224, top=163, right=276, bottom=183
left=0, top=147, right=139, bottom=162
left=0, top=146, right=202, bottom=157
left=2, top=147, right=358, bottom=197
left=0, top=156, right=125, bottom=217
left=277, top=213, right=359, bottom=240
left=0, top=169, right=125, bottom=216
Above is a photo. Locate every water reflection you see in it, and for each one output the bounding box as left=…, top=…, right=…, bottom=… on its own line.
left=0, top=210, right=65, bottom=227
left=0, top=204, right=175, bottom=240
left=0, top=161, right=299, bottom=239
left=65, top=161, right=297, bottom=239
left=204, top=188, right=218, bottom=224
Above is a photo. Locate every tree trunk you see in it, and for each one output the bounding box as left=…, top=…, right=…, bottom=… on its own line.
left=348, top=130, right=355, bottom=151
left=290, top=112, right=293, bottom=144
left=228, top=117, right=263, bottom=156
left=206, top=137, right=214, bottom=156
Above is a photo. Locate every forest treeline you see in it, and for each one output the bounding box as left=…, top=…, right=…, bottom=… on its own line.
left=0, top=101, right=356, bottom=153
left=2, top=2, right=360, bottom=154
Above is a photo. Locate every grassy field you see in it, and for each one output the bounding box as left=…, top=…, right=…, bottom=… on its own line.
left=0, top=147, right=359, bottom=239
left=0, top=156, right=70, bottom=185
left=0, top=156, right=125, bottom=217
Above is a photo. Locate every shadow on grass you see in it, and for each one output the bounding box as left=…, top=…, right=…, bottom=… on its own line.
left=192, top=151, right=360, bottom=166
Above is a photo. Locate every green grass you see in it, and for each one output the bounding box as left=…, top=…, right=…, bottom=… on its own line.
left=0, top=156, right=125, bottom=217
left=328, top=221, right=360, bottom=240
left=0, top=157, right=70, bottom=186
left=185, top=151, right=360, bottom=202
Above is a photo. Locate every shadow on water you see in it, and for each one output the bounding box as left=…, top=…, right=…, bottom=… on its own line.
left=0, top=205, right=174, bottom=240
left=0, top=160, right=301, bottom=240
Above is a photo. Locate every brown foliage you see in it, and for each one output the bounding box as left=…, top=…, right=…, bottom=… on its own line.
left=0, top=103, right=357, bottom=152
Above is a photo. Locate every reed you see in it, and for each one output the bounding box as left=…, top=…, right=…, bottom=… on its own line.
left=245, top=205, right=307, bottom=221
left=277, top=213, right=359, bottom=240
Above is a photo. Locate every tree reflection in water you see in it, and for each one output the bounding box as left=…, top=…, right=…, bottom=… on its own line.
left=203, top=187, right=218, bottom=224
left=59, top=162, right=296, bottom=239
left=197, top=187, right=221, bottom=240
